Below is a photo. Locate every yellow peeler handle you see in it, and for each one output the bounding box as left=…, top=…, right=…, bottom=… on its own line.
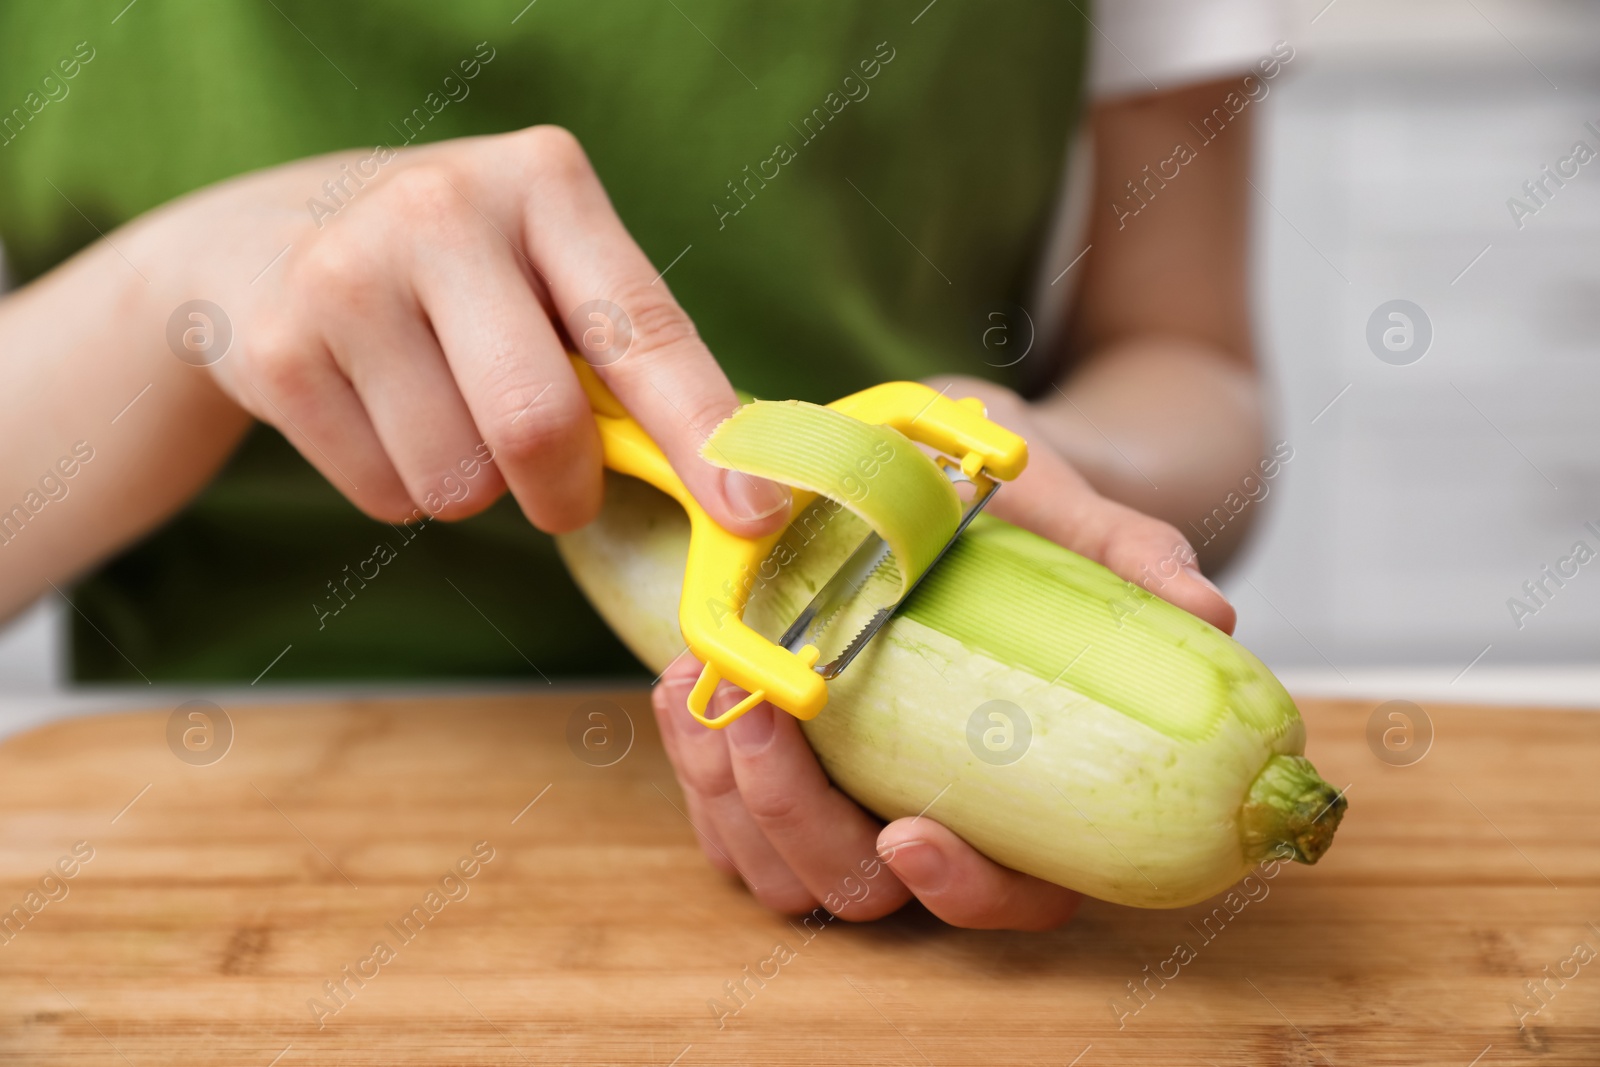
left=567, top=355, right=1026, bottom=727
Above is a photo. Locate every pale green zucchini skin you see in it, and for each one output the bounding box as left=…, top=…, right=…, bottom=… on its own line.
left=556, top=474, right=1345, bottom=909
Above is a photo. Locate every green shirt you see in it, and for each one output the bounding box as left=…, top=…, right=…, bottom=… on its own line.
left=0, top=1, right=1086, bottom=683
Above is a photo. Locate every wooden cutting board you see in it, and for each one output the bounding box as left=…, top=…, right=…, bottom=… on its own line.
left=0, top=691, right=1595, bottom=1065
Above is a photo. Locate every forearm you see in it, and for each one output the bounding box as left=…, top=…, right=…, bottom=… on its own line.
left=1034, top=77, right=1267, bottom=571
left=0, top=232, right=251, bottom=622
left=1030, top=335, right=1265, bottom=568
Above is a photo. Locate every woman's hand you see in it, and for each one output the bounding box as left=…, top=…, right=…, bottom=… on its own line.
left=932, top=375, right=1235, bottom=632
left=650, top=380, right=1234, bottom=931
left=2, top=125, right=794, bottom=618
left=164, top=126, right=791, bottom=536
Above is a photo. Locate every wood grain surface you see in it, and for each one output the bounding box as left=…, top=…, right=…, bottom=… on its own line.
left=0, top=691, right=1596, bottom=1065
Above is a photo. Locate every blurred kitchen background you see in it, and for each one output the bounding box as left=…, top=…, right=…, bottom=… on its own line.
left=2, top=0, right=1596, bottom=730
left=1227, top=0, right=1599, bottom=703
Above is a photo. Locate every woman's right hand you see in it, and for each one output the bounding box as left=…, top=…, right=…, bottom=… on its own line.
left=156, top=125, right=790, bottom=534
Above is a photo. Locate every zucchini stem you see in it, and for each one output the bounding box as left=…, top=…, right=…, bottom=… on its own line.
left=1240, top=754, right=1347, bottom=865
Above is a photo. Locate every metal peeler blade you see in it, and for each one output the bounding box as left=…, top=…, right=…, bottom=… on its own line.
left=777, top=462, right=1000, bottom=680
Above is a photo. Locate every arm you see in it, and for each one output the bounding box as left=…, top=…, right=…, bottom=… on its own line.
left=0, top=233, right=251, bottom=617
left=1039, top=77, right=1265, bottom=570
left=0, top=130, right=792, bottom=624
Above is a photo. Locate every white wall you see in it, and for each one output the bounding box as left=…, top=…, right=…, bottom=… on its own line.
left=1225, top=0, right=1600, bottom=695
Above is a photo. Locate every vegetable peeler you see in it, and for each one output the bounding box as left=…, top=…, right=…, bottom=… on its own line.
left=568, top=355, right=1028, bottom=728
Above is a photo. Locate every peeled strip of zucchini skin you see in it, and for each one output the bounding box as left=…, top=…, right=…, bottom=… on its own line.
left=700, top=399, right=962, bottom=601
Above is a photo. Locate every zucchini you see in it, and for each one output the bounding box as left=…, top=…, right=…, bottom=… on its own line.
left=555, top=413, right=1344, bottom=909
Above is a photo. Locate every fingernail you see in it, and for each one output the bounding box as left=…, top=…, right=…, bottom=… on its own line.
left=722, top=470, right=790, bottom=523
left=726, top=701, right=775, bottom=753
left=882, top=838, right=948, bottom=891
left=1183, top=565, right=1226, bottom=599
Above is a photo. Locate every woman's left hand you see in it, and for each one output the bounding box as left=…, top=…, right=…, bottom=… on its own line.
left=649, top=378, right=1234, bottom=930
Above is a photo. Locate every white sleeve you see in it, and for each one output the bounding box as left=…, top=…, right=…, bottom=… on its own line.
left=1088, top=0, right=1292, bottom=99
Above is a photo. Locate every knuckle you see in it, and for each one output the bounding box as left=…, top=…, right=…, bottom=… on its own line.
left=621, top=292, right=700, bottom=358
left=519, top=124, right=590, bottom=180
left=1156, top=525, right=1196, bottom=566
left=603, top=301, right=729, bottom=431
left=673, top=753, right=738, bottom=802
left=678, top=392, right=740, bottom=443
left=482, top=384, right=590, bottom=464
left=243, top=333, right=317, bottom=408
left=289, top=250, right=387, bottom=332
left=1123, top=519, right=1194, bottom=586
left=741, top=785, right=808, bottom=833
left=1141, top=515, right=1187, bottom=550
left=292, top=237, right=367, bottom=302
left=1075, top=501, right=1176, bottom=578
left=383, top=164, right=466, bottom=221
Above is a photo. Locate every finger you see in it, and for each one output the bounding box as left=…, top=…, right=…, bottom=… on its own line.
left=239, top=323, right=414, bottom=522
left=1059, top=488, right=1235, bottom=634
left=650, top=671, right=817, bottom=914
left=681, top=784, right=739, bottom=878
left=722, top=695, right=912, bottom=922
left=394, top=166, right=604, bottom=535
left=877, top=818, right=1080, bottom=931
left=510, top=126, right=791, bottom=536
left=322, top=283, right=507, bottom=522
left=650, top=662, right=735, bottom=875
left=943, top=380, right=1234, bottom=633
